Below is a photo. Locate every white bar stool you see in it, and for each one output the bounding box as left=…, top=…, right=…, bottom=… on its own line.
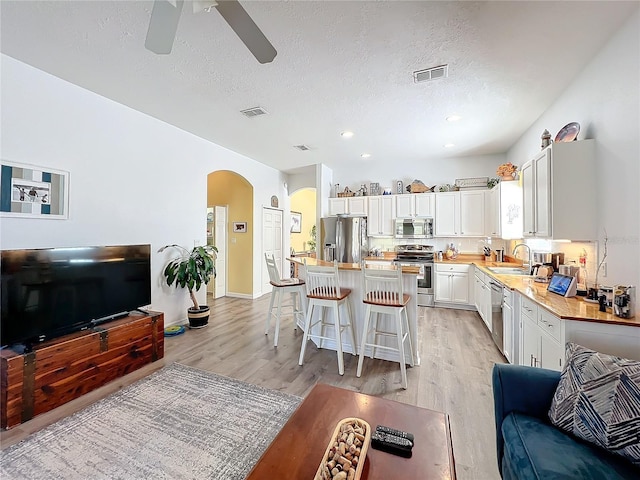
left=357, top=266, right=415, bottom=389
left=264, top=254, right=307, bottom=347
left=298, top=260, right=357, bottom=375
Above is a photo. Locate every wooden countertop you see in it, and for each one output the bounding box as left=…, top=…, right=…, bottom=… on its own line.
left=287, top=257, right=419, bottom=274
left=437, top=255, right=639, bottom=328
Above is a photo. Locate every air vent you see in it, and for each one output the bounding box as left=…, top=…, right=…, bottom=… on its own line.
left=413, top=64, right=448, bottom=83
left=293, top=145, right=311, bottom=151
left=240, top=106, right=268, bottom=118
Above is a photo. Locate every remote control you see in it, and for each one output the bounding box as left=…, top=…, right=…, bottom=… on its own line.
left=370, top=431, right=413, bottom=457
left=375, top=425, right=415, bottom=443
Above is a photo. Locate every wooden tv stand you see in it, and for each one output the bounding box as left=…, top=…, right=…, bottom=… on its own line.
left=1, top=311, right=164, bottom=429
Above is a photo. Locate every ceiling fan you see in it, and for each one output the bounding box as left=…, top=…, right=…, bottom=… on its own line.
left=145, top=0, right=277, bottom=64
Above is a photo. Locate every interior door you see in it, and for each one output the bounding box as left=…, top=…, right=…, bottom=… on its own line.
left=262, top=208, right=283, bottom=293
left=214, top=205, right=227, bottom=299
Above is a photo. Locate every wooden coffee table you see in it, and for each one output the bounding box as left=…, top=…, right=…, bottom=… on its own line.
left=246, top=383, right=456, bottom=479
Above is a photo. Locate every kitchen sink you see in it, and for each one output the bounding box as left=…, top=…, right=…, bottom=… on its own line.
left=487, top=266, right=529, bottom=276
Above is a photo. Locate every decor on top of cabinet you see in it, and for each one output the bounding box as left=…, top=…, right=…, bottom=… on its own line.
left=437, top=183, right=455, bottom=192
left=541, top=129, right=552, bottom=149
left=337, top=186, right=355, bottom=197
left=355, top=184, right=368, bottom=196
left=496, top=162, right=518, bottom=181
left=554, top=122, right=580, bottom=143
left=406, top=179, right=433, bottom=193
left=369, top=182, right=380, bottom=196
left=487, top=177, right=500, bottom=189
left=455, top=177, right=489, bottom=190
left=396, top=180, right=404, bottom=194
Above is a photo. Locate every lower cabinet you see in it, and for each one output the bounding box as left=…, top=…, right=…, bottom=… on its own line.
left=519, top=295, right=564, bottom=371
left=435, top=264, right=470, bottom=304
left=473, top=270, right=491, bottom=331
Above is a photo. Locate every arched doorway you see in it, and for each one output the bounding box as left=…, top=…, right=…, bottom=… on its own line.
left=207, top=170, right=254, bottom=298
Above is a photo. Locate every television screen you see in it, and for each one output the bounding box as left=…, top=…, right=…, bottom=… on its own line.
left=1, top=244, right=151, bottom=348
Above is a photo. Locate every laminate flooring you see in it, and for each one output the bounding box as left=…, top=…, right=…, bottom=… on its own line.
left=1, top=294, right=505, bottom=480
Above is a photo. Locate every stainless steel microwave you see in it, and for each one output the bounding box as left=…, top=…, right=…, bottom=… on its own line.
left=394, top=218, right=434, bottom=238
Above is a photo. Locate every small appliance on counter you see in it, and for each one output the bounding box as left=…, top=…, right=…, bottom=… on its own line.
left=532, top=252, right=565, bottom=272
left=495, top=249, right=505, bottom=262
left=559, top=264, right=580, bottom=278
left=534, top=265, right=553, bottom=283
left=613, top=285, right=636, bottom=319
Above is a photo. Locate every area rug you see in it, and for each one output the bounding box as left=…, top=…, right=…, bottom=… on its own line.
left=1, top=363, right=301, bottom=479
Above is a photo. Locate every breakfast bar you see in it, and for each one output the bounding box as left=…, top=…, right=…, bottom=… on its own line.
left=288, top=258, right=420, bottom=366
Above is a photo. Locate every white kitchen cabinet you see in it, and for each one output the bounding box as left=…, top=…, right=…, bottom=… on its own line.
left=435, top=264, right=470, bottom=305
left=435, top=191, right=485, bottom=237
left=521, top=139, right=596, bottom=240
left=487, top=182, right=523, bottom=239
left=367, top=195, right=395, bottom=236
left=473, top=269, right=492, bottom=331
left=519, top=294, right=564, bottom=371
left=395, top=193, right=434, bottom=217
left=328, top=196, right=368, bottom=216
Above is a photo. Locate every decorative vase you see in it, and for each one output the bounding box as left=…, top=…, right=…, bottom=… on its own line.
left=501, top=175, right=515, bottom=181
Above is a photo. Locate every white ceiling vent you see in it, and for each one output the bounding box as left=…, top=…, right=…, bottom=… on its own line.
left=240, top=106, right=268, bottom=118
left=413, top=64, right=449, bottom=83
left=293, top=144, right=311, bottom=151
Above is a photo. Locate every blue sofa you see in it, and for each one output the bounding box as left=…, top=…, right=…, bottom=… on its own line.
left=492, top=364, right=640, bottom=480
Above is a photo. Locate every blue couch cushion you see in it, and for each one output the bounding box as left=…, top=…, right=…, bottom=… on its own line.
left=501, top=412, right=640, bottom=480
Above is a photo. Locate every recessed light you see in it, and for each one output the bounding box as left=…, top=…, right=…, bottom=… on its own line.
left=443, top=143, right=455, bottom=148
left=341, top=131, right=354, bottom=138
left=446, top=115, right=462, bottom=122
left=361, top=153, right=371, bottom=158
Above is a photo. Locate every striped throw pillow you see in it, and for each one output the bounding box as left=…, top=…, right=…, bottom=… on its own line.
left=548, top=342, right=640, bottom=466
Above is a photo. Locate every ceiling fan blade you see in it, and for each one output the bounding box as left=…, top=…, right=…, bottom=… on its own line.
left=145, top=0, right=185, bottom=54
left=215, top=0, right=277, bottom=64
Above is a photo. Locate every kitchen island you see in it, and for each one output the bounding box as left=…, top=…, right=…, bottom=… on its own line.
left=287, top=258, right=420, bottom=366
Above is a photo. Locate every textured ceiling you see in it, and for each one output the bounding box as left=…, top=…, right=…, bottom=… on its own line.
left=1, top=1, right=636, bottom=173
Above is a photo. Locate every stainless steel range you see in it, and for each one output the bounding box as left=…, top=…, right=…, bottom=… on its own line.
left=394, top=245, right=434, bottom=307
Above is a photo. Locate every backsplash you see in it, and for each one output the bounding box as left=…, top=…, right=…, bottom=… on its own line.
left=369, top=237, right=507, bottom=255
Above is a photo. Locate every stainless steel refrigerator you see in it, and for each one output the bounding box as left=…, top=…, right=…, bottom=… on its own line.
left=320, top=216, right=368, bottom=263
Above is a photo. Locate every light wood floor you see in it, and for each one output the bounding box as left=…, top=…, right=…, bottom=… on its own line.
left=1, top=294, right=505, bottom=480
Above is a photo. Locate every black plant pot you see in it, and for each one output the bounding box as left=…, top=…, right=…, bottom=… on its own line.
left=187, top=306, right=210, bottom=329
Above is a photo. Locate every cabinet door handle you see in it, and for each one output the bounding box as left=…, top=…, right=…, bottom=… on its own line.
left=530, top=354, right=534, bottom=367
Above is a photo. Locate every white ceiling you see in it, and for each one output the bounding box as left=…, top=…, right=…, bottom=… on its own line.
left=1, top=1, right=636, bottom=173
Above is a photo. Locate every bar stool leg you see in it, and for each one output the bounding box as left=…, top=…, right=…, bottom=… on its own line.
left=265, top=288, right=276, bottom=335
left=395, top=309, right=408, bottom=389
left=357, top=304, right=372, bottom=378
left=371, top=312, right=380, bottom=360
left=333, top=303, right=345, bottom=375
left=346, top=297, right=357, bottom=356
left=403, top=307, right=415, bottom=367
left=273, top=290, right=284, bottom=347
left=298, top=302, right=314, bottom=366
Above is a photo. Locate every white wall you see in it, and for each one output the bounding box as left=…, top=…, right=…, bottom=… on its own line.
left=507, top=10, right=640, bottom=290
left=1, top=55, right=286, bottom=324
left=331, top=153, right=507, bottom=193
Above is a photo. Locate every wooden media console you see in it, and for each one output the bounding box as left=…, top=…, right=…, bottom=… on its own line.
left=1, top=311, right=164, bottom=429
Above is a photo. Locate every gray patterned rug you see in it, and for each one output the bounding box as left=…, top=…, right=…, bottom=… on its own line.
left=1, top=363, right=301, bottom=479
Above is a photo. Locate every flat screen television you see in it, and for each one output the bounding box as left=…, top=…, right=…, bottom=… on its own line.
left=1, top=244, right=151, bottom=348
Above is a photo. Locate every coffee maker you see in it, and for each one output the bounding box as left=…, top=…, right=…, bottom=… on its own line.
left=532, top=252, right=565, bottom=280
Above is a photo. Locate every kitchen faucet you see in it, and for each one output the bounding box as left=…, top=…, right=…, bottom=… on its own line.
left=513, top=243, right=532, bottom=275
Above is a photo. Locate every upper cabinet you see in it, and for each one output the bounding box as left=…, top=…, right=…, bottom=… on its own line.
left=521, top=140, right=596, bottom=240
left=367, top=195, right=396, bottom=236
left=487, top=181, right=523, bottom=239
left=328, top=196, right=368, bottom=216
left=395, top=193, right=435, bottom=218
left=435, top=191, right=485, bottom=237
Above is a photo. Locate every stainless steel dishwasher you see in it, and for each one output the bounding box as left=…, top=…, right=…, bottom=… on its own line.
left=490, top=280, right=504, bottom=354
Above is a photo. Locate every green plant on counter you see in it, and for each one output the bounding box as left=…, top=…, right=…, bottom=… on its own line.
left=308, top=225, right=317, bottom=252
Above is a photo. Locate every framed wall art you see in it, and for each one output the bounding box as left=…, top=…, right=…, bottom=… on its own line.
left=0, top=160, right=69, bottom=219
left=233, top=222, right=247, bottom=233
left=290, top=211, right=302, bottom=233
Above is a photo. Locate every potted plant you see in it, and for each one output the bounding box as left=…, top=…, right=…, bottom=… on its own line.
left=158, top=244, right=218, bottom=328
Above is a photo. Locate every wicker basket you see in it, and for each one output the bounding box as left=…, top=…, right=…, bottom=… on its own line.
left=337, top=187, right=356, bottom=197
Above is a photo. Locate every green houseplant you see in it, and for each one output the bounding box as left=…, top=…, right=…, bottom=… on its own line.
left=158, top=244, right=218, bottom=328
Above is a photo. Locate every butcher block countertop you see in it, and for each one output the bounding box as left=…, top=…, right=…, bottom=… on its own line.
left=288, top=257, right=420, bottom=274
left=436, top=254, right=639, bottom=328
